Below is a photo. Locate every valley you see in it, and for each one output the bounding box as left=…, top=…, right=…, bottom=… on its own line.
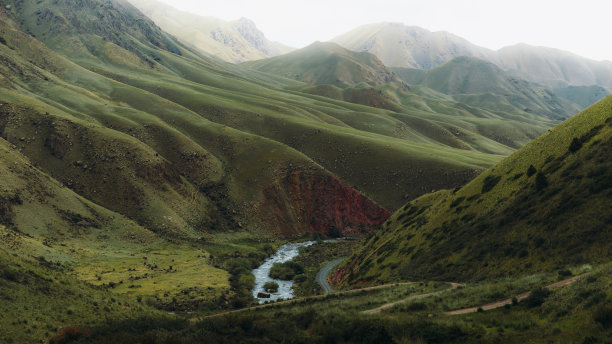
left=0, top=0, right=609, bottom=343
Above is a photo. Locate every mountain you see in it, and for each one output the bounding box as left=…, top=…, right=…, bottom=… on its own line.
left=127, top=0, right=293, bottom=63
left=333, top=95, right=612, bottom=286
left=330, top=22, right=495, bottom=70
left=554, top=85, right=610, bottom=108
left=246, top=46, right=572, bottom=150
left=331, top=23, right=612, bottom=92
left=392, top=56, right=581, bottom=121
left=245, top=41, right=397, bottom=87
left=497, top=43, right=612, bottom=89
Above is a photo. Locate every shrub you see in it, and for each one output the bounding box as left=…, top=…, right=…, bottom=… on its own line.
left=270, top=261, right=304, bottom=280
left=568, top=138, right=583, bottom=153
left=0, top=37, right=6, bottom=45
left=593, top=303, right=612, bottom=327
left=481, top=175, right=501, bottom=193
left=524, top=288, right=550, bottom=308
left=327, top=226, right=343, bottom=238
left=535, top=173, right=548, bottom=191
left=263, top=282, right=279, bottom=293
left=527, top=165, right=537, bottom=177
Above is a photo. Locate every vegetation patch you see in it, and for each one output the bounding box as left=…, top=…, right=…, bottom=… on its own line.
left=269, top=261, right=304, bottom=281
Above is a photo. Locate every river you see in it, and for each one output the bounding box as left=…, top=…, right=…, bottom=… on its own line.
left=251, top=241, right=316, bottom=303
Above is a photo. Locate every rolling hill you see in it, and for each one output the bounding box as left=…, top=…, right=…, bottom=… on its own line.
left=331, top=22, right=612, bottom=92
left=126, top=0, right=293, bottom=63
left=333, top=95, right=612, bottom=286
left=244, top=41, right=397, bottom=87
left=392, top=56, right=581, bottom=121
left=330, top=22, right=495, bottom=70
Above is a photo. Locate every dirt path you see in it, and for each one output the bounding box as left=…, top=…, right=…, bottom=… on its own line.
left=445, top=273, right=590, bottom=315
left=316, top=258, right=344, bottom=293
left=362, top=282, right=461, bottom=314
left=196, top=281, right=418, bottom=320
left=195, top=273, right=589, bottom=320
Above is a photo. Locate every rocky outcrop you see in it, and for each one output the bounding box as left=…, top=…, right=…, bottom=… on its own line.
left=260, top=168, right=390, bottom=237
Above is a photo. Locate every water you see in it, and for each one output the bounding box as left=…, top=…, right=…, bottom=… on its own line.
left=251, top=241, right=316, bottom=303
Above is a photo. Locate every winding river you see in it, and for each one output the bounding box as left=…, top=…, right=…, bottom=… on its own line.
left=251, top=241, right=316, bottom=303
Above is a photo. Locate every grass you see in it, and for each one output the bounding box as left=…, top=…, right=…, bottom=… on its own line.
left=52, top=263, right=612, bottom=344
left=336, top=95, right=612, bottom=285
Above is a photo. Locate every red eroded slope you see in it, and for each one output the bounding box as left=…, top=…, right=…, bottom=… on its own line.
left=260, top=168, right=390, bottom=237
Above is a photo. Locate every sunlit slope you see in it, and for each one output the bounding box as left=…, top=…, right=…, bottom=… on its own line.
left=244, top=43, right=562, bottom=151
left=330, top=22, right=496, bottom=69
left=336, top=95, right=612, bottom=285
left=0, top=0, right=508, bottom=218
left=127, top=0, right=293, bottom=63
left=245, top=41, right=397, bottom=87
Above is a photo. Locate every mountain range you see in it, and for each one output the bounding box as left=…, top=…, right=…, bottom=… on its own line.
left=126, top=0, right=293, bottom=62
left=331, top=22, right=612, bottom=90
left=0, top=1, right=610, bottom=343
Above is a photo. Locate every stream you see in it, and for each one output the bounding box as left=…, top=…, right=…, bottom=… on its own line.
left=251, top=241, right=316, bottom=303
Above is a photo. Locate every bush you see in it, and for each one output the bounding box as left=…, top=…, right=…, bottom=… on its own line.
left=535, top=173, right=548, bottom=191
left=481, top=175, right=501, bottom=193
left=593, top=303, right=612, bottom=327
left=327, top=226, right=343, bottom=238
left=527, top=165, right=537, bottom=177
left=270, top=261, right=304, bottom=280
left=524, top=288, right=550, bottom=308
left=569, top=138, right=583, bottom=153
left=263, top=282, right=279, bottom=293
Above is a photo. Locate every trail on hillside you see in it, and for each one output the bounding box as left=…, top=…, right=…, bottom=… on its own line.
left=362, top=283, right=461, bottom=314
left=445, top=273, right=589, bottom=315
left=361, top=274, right=588, bottom=316
left=197, top=281, right=418, bottom=320
left=316, top=258, right=345, bottom=293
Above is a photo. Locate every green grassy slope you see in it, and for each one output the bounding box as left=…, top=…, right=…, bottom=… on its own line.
left=335, top=95, right=612, bottom=285
left=0, top=0, right=514, bottom=219
left=393, top=56, right=581, bottom=121
left=554, top=85, right=610, bottom=108
left=244, top=41, right=397, bottom=87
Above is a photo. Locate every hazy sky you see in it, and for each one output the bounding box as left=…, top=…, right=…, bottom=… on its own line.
left=157, top=0, right=612, bottom=61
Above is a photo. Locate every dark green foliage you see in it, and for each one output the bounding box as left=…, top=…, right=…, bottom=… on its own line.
left=481, top=174, right=501, bottom=193
left=327, top=226, right=343, bottom=238
left=524, top=288, right=551, bottom=308
left=450, top=196, right=465, bottom=208
left=527, top=165, right=537, bottom=177
left=0, top=36, right=6, bottom=45
left=270, top=261, right=304, bottom=280
left=535, top=173, right=548, bottom=191
left=263, top=282, right=278, bottom=293
left=593, top=303, right=612, bottom=327
left=569, top=138, right=583, bottom=153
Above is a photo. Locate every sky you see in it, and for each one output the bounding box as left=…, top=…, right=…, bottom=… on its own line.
left=157, top=0, right=612, bottom=61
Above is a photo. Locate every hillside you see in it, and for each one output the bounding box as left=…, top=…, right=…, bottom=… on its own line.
left=246, top=45, right=575, bottom=150
left=127, top=0, right=293, bottom=63
left=334, top=95, right=612, bottom=286
left=331, top=23, right=612, bottom=92
left=330, top=22, right=495, bottom=69
left=393, top=56, right=581, bottom=121
left=497, top=44, right=612, bottom=90
left=245, top=41, right=397, bottom=87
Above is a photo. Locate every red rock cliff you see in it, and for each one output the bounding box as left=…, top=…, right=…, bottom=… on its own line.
left=260, top=168, right=390, bottom=237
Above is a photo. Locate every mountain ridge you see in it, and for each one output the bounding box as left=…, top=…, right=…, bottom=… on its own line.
left=331, top=22, right=612, bottom=91
left=126, top=0, right=293, bottom=63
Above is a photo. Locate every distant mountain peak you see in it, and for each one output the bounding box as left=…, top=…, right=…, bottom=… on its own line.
left=127, top=0, right=294, bottom=62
